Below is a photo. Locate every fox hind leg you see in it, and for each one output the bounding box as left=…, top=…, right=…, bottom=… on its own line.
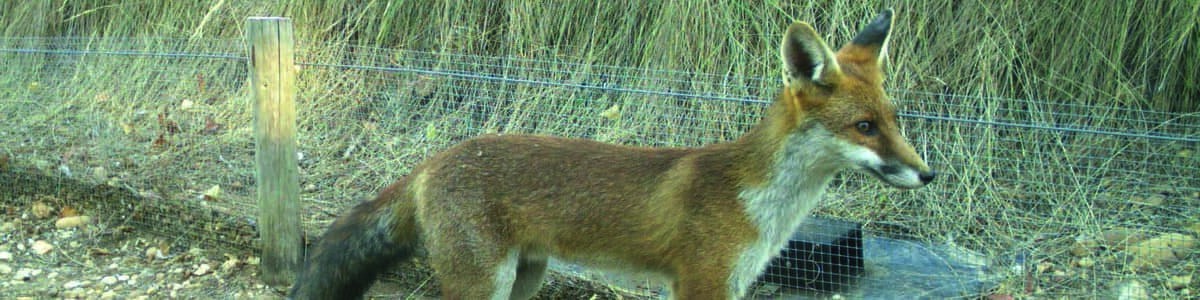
left=424, top=232, right=518, bottom=300
left=419, top=186, right=534, bottom=299
left=510, top=255, right=548, bottom=300
left=432, top=247, right=545, bottom=300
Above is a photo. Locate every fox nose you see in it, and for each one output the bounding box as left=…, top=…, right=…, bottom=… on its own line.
left=918, top=170, right=937, bottom=184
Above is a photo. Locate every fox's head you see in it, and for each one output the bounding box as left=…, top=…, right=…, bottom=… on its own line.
left=775, top=9, right=935, bottom=189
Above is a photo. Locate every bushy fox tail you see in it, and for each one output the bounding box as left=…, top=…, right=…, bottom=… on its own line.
left=289, top=180, right=419, bottom=300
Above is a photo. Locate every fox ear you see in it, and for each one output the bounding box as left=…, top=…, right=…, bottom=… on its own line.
left=848, top=9, right=894, bottom=67
left=780, top=22, right=842, bottom=87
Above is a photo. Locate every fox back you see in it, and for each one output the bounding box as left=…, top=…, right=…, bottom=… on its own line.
left=289, top=9, right=933, bottom=300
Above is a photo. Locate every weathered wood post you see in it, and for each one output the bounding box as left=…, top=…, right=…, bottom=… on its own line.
left=245, top=17, right=301, bottom=288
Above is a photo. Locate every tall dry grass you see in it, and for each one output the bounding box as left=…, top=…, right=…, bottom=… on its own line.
left=1, top=1, right=1195, bottom=111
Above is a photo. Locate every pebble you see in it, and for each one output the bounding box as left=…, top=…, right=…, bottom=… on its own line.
left=0, top=263, right=11, bottom=274
left=31, top=240, right=53, bottom=255
left=31, top=202, right=54, bottom=218
left=1167, top=275, right=1192, bottom=290
left=63, top=288, right=87, bottom=298
left=62, top=279, right=84, bottom=289
left=1128, top=233, right=1196, bottom=268
left=193, top=263, right=211, bottom=276
left=54, top=214, right=91, bottom=228
left=0, top=251, right=12, bottom=260
left=145, top=246, right=166, bottom=260
left=1115, top=280, right=1150, bottom=300
left=220, top=257, right=239, bottom=271
left=1075, top=257, right=1096, bottom=268
left=92, top=166, right=109, bottom=180
left=101, top=275, right=119, bottom=285
left=13, top=268, right=40, bottom=281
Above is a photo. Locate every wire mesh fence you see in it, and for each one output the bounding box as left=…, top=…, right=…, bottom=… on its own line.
left=1, top=36, right=1196, bottom=298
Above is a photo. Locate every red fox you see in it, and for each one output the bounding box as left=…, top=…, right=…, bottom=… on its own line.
left=289, top=9, right=933, bottom=300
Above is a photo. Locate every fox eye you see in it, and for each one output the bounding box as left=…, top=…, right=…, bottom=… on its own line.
left=856, top=121, right=878, bottom=136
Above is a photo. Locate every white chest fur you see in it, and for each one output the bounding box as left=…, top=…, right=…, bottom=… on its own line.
left=728, top=128, right=844, bottom=298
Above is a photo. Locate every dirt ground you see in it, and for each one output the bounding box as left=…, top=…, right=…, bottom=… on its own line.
left=1, top=213, right=275, bottom=299
left=0, top=166, right=651, bottom=299
left=0, top=166, right=281, bottom=299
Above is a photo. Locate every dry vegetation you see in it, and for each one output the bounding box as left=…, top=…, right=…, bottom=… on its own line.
left=1, top=1, right=1198, bottom=299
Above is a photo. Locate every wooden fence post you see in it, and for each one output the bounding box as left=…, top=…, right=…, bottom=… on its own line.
left=245, top=17, right=301, bottom=288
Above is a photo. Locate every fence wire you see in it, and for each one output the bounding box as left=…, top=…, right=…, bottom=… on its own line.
left=1, top=37, right=1196, bottom=298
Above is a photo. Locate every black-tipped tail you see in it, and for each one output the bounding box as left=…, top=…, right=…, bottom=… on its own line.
left=289, top=185, right=418, bottom=300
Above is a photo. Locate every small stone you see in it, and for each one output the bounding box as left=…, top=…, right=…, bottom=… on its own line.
left=1101, top=228, right=1146, bottom=250
left=1114, top=280, right=1150, bottom=300
left=1167, top=275, right=1192, bottom=290
left=1036, top=261, right=1053, bottom=273
left=0, top=251, right=12, bottom=260
left=101, top=276, right=119, bottom=285
left=92, top=166, right=109, bottom=181
left=56, top=230, right=76, bottom=239
left=31, top=202, right=53, bottom=219
left=1128, top=233, right=1196, bottom=269
left=202, top=185, right=221, bottom=201
left=145, top=246, right=166, bottom=260
left=220, top=257, right=239, bottom=272
left=63, top=288, right=86, bottom=299
left=1075, top=257, right=1096, bottom=268
left=193, top=263, right=211, bottom=276
left=55, top=216, right=91, bottom=229
left=63, top=280, right=84, bottom=289
left=31, top=240, right=53, bottom=255
left=0, top=263, right=11, bottom=274
left=14, top=268, right=40, bottom=281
